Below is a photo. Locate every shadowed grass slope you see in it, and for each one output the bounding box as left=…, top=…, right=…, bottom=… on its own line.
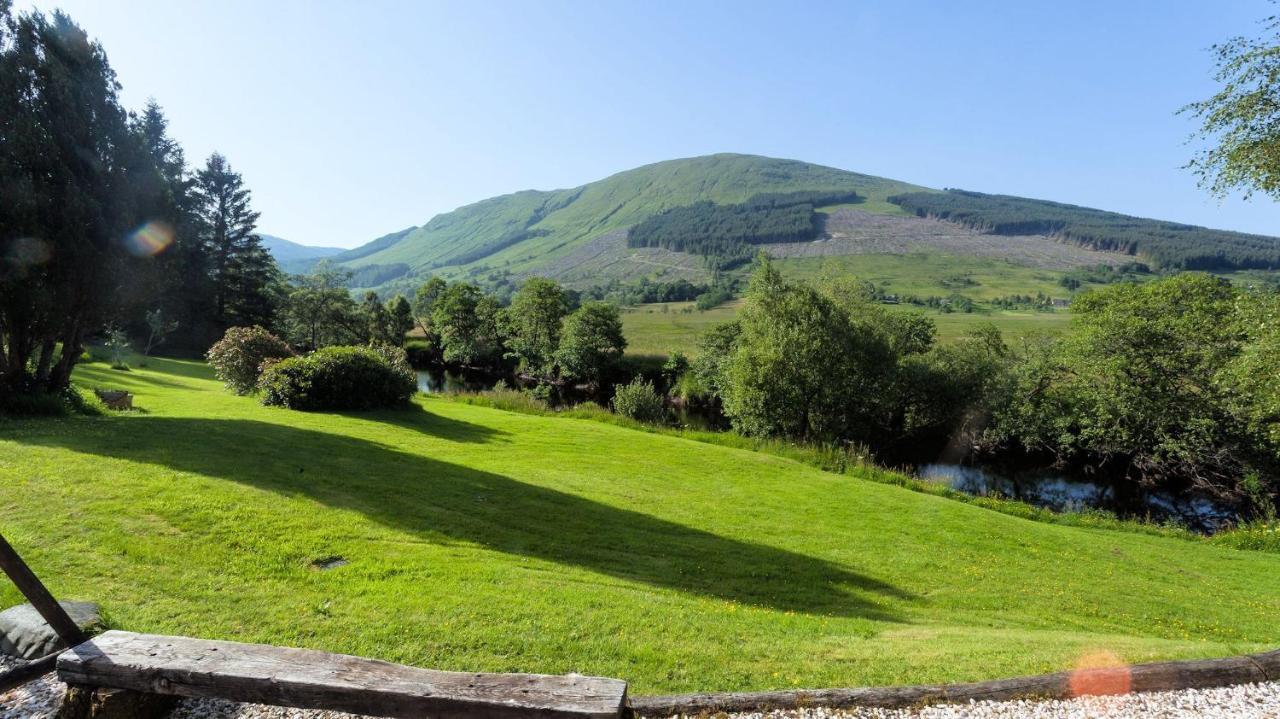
left=1, top=358, right=1278, bottom=694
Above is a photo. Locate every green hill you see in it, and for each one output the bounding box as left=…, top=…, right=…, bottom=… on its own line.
left=332, top=153, right=1280, bottom=295
left=3, top=358, right=1278, bottom=694
left=334, top=154, right=928, bottom=291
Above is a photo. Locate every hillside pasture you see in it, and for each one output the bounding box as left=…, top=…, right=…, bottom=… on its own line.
left=2, top=359, right=1280, bottom=695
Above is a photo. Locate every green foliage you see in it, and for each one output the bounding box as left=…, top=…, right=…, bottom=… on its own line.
left=413, top=276, right=448, bottom=332
left=504, top=277, right=570, bottom=376
left=661, top=351, right=689, bottom=383
left=694, top=286, right=734, bottom=310
left=1182, top=14, right=1280, bottom=201
left=0, top=6, right=149, bottom=392
left=721, top=260, right=894, bottom=440
left=402, top=338, right=438, bottom=367
left=104, top=327, right=132, bottom=370
left=627, top=193, right=841, bottom=257
left=0, top=384, right=104, bottom=418
left=194, top=153, right=283, bottom=328
left=555, top=302, right=627, bottom=385
left=284, top=262, right=362, bottom=350
left=385, top=295, right=415, bottom=345
left=985, top=274, right=1279, bottom=501
left=431, top=283, right=505, bottom=368
left=612, top=378, right=666, bottom=423
left=206, top=326, right=294, bottom=394
left=1209, top=521, right=1280, bottom=552
left=889, top=189, right=1280, bottom=270
left=258, top=345, right=415, bottom=411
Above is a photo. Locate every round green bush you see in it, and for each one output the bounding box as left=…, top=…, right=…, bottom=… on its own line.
left=258, top=345, right=416, bottom=411
left=611, top=377, right=666, bottom=423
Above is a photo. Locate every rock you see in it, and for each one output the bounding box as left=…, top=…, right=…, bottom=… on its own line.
left=0, top=601, right=102, bottom=660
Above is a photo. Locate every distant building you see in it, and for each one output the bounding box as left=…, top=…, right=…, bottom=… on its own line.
left=1051, top=298, right=1070, bottom=308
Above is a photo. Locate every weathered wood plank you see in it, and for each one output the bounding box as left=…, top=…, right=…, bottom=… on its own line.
left=0, top=532, right=87, bottom=648
left=57, top=631, right=627, bottom=719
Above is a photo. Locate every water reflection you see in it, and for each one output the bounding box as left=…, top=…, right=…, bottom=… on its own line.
left=415, top=369, right=495, bottom=395
left=918, top=463, right=1235, bottom=532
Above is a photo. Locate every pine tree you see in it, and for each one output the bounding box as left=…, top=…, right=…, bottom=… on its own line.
left=193, top=153, right=281, bottom=330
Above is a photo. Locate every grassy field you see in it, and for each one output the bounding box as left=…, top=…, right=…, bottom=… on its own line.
left=2, top=359, right=1279, bottom=695
left=621, top=300, right=743, bottom=356
left=622, top=298, right=1068, bottom=356
left=774, top=253, right=1075, bottom=301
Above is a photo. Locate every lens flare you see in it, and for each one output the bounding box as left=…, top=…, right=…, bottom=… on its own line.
left=125, top=221, right=175, bottom=257
left=1068, top=649, right=1131, bottom=697
left=5, top=237, right=51, bottom=267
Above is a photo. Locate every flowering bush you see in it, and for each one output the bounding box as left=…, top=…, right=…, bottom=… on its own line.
left=206, top=326, right=294, bottom=394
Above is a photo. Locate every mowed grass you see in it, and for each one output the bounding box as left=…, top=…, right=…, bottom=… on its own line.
left=3, top=359, right=1280, bottom=694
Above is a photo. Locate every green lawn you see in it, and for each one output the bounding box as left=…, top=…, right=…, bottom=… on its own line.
left=2, top=359, right=1279, bottom=695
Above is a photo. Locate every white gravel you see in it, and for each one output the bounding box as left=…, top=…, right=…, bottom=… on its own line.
left=3, top=653, right=1279, bottom=719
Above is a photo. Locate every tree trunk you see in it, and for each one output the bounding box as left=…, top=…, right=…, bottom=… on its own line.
left=48, top=320, right=83, bottom=391
left=34, top=339, right=56, bottom=383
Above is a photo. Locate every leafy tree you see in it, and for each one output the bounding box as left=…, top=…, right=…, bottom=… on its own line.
left=193, top=152, right=281, bottom=329
left=431, top=282, right=505, bottom=368
left=386, top=295, right=415, bottom=345
left=284, top=262, right=361, bottom=350
left=412, top=276, right=448, bottom=333
left=0, top=6, right=148, bottom=393
left=505, top=277, right=569, bottom=376
left=361, top=291, right=392, bottom=344
left=719, top=260, right=893, bottom=441
left=986, top=274, right=1256, bottom=495
left=1183, top=13, right=1280, bottom=200
left=556, top=302, right=626, bottom=386
left=142, top=309, right=179, bottom=360
left=689, top=321, right=740, bottom=398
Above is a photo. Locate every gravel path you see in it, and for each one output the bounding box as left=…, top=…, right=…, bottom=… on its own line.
left=4, top=654, right=1279, bottom=719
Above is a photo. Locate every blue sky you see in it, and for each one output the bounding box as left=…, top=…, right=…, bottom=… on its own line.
left=19, top=0, right=1280, bottom=248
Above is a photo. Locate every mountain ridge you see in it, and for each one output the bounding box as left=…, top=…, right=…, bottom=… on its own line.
left=329, top=153, right=1280, bottom=294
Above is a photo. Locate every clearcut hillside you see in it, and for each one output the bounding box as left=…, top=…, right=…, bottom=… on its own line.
left=332, top=154, right=928, bottom=291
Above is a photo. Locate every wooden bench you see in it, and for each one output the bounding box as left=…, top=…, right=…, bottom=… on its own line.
left=57, top=631, right=629, bottom=719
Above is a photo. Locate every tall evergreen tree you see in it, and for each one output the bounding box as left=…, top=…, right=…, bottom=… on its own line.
left=193, top=153, right=281, bottom=330
left=0, top=6, right=147, bottom=393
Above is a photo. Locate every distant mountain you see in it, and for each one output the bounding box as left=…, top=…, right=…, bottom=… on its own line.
left=334, top=154, right=924, bottom=292
left=259, top=234, right=345, bottom=274
left=332, top=153, right=1280, bottom=294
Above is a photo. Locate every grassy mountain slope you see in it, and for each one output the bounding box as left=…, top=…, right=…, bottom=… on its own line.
left=260, top=234, right=344, bottom=263
left=337, top=154, right=928, bottom=286
left=3, top=358, right=1279, bottom=694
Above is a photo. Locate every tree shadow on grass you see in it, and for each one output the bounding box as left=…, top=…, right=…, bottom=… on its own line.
left=17, top=416, right=913, bottom=619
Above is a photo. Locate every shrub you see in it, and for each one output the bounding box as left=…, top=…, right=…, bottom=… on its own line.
left=0, top=385, right=104, bottom=418
left=207, top=326, right=294, bottom=394
left=612, top=378, right=665, bottom=423
left=403, top=338, right=439, bottom=367
left=1209, top=521, right=1280, bottom=553
left=258, top=345, right=416, bottom=411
